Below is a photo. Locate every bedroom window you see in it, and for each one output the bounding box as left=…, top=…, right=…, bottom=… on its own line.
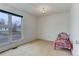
left=0, top=10, right=23, bottom=45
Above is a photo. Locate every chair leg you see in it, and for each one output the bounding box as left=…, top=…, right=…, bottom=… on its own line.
left=54, top=43, right=56, bottom=50
left=70, top=49, right=72, bottom=55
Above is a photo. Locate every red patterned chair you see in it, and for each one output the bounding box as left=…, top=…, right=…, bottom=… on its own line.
left=54, top=32, right=73, bottom=50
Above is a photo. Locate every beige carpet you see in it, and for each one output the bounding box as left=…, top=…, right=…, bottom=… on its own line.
left=0, top=39, right=71, bottom=56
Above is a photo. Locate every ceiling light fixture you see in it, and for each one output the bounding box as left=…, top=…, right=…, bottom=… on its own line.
left=40, top=7, right=47, bottom=16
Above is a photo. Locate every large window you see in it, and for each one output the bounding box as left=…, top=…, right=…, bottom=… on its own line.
left=0, top=10, right=23, bottom=44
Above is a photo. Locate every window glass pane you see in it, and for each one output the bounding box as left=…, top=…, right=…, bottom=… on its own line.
left=0, top=12, right=9, bottom=43
left=12, top=15, right=22, bottom=41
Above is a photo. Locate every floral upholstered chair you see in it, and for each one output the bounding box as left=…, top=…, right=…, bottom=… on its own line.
left=54, top=32, right=72, bottom=50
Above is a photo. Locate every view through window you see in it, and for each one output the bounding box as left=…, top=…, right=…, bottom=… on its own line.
left=12, top=15, right=22, bottom=41
left=0, top=11, right=22, bottom=44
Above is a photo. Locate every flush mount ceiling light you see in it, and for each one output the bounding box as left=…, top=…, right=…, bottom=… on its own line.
left=29, top=4, right=49, bottom=16
left=40, top=7, right=48, bottom=16
left=41, top=7, right=47, bottom=15
left=39, top=5, right=48, bottom=16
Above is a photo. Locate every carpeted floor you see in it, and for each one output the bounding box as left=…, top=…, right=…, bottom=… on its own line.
left=0, top=39, right=71, bottom=56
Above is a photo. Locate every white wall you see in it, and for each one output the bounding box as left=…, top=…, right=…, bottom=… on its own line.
left=0, top=4, right=37, bottom=52
left=70, top=3, right=79, bottom=56
left=37, top=12, right=70, bottom=41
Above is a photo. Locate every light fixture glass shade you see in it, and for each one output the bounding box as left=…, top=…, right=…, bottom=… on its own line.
left=40, top=7, right=48, bottom=16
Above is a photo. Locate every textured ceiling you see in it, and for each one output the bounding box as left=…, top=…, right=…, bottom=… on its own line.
left=6, top=3, right=71, bottom=17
